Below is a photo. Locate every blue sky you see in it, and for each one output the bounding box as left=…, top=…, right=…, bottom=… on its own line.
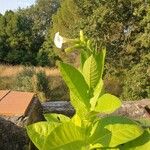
left=0, top=0, right=36, bottom=14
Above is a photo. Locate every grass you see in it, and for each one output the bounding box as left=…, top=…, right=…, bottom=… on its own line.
left=0, top=64, right=69, bottom=102
left=0, top=64, right=59, bottom=77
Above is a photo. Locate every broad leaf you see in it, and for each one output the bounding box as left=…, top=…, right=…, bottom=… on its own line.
left=83, top=54, right=100, bottom=89
left=44, top=113, right=70, bottom=123
left=59, top=62, right=90, bottom=107
left=90, top=79, right=104, bottom=110
left=83, top=47, right=106, bottom=90
left=90, top=116, right=144, bottom=148
left=71, top=114, right=82, bottom=127
left=119, top=129, right=150, bottom=150
left=94, top=94, right=121, bottom=114
left=70, top=91, right=89, bottom=118
left=26, top=122, right=58, bottom=150
left=44, top=122, right=87, bottom=150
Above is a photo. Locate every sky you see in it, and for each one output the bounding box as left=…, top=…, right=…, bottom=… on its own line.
left=0, top=0, right=36, bottom=14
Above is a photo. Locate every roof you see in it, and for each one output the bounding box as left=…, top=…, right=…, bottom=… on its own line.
left=0, top=90, right=35, bottom=116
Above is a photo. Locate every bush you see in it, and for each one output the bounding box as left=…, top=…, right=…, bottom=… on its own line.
left=33, top=71, right=51, bottom=102
left=121, top=53, right=150, bottom=100
left=14, top=67, right=35, bottom=92
left=104, top=76, right=123, bottom=97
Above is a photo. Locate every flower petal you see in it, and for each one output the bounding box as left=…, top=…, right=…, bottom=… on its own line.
left=54, top=32, right=63, bottom=48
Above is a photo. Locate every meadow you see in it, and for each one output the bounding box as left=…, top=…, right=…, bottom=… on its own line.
left=0, top=64, right=69, bottom=102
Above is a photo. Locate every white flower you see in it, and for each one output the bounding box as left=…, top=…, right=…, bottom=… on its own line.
left=54, top=32, right=64, bottom=48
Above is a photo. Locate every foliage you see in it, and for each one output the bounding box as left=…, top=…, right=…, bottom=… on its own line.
left=49, top=0, right=150, bottom=100
left=0, top=0, right=149, bottom=100
left=51, top=0, right=150, bottom=67
left=0, top=65, right=69, bottom=101
left=0, top=0, right=60, bottom=66
left=0, top=11, right=36, bottom=65
left=121, top=53, right=150, bottom=100
left=33, top=71, right=51, bottom=102
left=14, top=67, right=35, bottom=92
left=104, top=75, right=123, bottom=97
left=45, top=0, right=81, bottom=63
left=27, top=32, right=150, bottom=150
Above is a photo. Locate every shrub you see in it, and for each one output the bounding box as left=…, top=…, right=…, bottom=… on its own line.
left=121, top=53, right=150, bottom=100
left=104, top=75, right=123, bottom=97
left=33, top=71, right=50, bottom=102
left=14, top=67, right=35, bottom=92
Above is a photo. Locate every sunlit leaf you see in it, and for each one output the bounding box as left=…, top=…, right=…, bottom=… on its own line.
left=90, top=116, right=144, bottom=147
left=26, top=122, right=58, bottom=150
left=44, top=122, right=88, bottom=150
left=90, top=79, right=104, bottom=110
left=94, top=94, right=121, bottom=114
left=119, top=129, right=150, bottom=150
left=83, top=54, right=100, bottom=89
left=44, top=113, right=70, bottom=123
left=59, top=62, right=90, bottom=108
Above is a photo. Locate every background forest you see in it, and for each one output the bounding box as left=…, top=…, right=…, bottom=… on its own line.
left=0, top=0, right=149, bottom=101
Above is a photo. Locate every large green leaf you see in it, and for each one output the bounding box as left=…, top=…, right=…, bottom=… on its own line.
left=119, top=129, right=150, bottom=150
left=71, top=114, right=82, bottom=127
left=26, top=122, right=58, bottom=150
left=44, top=113, right=70, bottom=123
left=59, top=62, right=90, bottom=107
left=83, top=54, right=100, bottom=89
left=70, top=91, right=89, bottom=118
left=94, top=94, right=121, bottom=114
left=90, top=79, right=104, bottom=110
left=44, top=122, right=88, bottom=150
left=82, top=48, right=106, bottom=91
left=90, top=116, right=144, bottom=148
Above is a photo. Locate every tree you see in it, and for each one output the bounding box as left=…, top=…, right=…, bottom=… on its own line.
left=43, top=0, right=81, bottom=63
left=0, top=11, right=37, bottom=64
left=49, top=0, right=150, bottom=99
left=0, top=0, right=60, bottom=65
left=19, top=0, right=60, bottom=66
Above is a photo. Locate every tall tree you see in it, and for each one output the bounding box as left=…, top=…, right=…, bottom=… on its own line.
left=49, top=0, right=150, bottom=99
left=50, top=0, right=150, bottom=68
left=0, top=11, right=37, bottom=64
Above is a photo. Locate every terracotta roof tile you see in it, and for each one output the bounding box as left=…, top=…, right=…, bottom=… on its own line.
left=0, top=91, right=35, bottom=116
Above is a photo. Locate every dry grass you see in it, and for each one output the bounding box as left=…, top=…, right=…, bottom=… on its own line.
left=0, top=64, right=68, bottom=101
left=0, top=64, right=60, bottom=77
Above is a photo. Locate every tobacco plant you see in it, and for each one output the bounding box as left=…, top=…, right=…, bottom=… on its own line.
left=26, top=31, right=150, bottom=150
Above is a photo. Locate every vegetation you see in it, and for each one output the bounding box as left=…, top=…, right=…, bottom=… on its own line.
left=27, top=32, right=150, bottom=150
left=0, top=0, right=60, bottom=66
left=0, top=65, right=69, bottom=102
left=0, top=0, right=149, bottom=100
left=49, top=0, right=150, bottom=100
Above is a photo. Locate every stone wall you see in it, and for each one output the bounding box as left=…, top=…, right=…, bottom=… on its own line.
left=42, top=99, right=150, bottom=119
